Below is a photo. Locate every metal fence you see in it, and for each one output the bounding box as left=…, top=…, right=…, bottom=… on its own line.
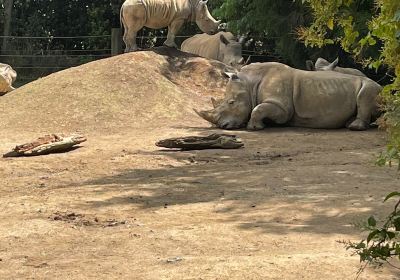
left=0, top=34, right=113, bottom=86
left=0, top=31, right=280, bottom=86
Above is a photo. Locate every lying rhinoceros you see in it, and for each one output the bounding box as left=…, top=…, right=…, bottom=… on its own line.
left=121, top=0, right=221, bottom=52
left=306, top=57, right=367, bottom=77
left=0, top=63, right=17, bottom=95
left=181, top=31, right=246, bottom=67
left=195, top=62, right=381, bottom=131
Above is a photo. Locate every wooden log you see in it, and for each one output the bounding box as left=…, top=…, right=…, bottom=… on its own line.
left=3, top=134, right=87, bottom=157
left=156, top=134, right=244, bottom=150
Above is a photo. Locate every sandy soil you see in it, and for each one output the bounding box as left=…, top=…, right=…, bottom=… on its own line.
left=0, top=49, right=399, bottom=279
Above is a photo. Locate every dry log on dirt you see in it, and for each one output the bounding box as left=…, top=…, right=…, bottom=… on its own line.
left=156, top=134, right=244, bottom=150
left=3, top=134, right=86, bottom=157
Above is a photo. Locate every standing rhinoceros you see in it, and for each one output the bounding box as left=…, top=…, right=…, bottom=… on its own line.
left=120, top=0, right=221, bottom=52
left=195, top=62, right=381, bottom=131
left=181, top=31, right=245, bottom=67
left=306, top=57, right=367, bottom=77
left=0, top=63, right=16, bottom=95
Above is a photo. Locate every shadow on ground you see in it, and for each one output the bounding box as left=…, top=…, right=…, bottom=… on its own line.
left=62, top=127, right=399, bottom=236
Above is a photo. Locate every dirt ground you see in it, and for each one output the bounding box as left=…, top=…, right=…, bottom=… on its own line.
left=1, top=49, right=400, bottom=279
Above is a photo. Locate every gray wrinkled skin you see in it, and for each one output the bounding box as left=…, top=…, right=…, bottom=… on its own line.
left=196, top=62, right=381, bottom=131
left=0, top=63, right=17, bottom=95
left=314, top=57, right=367, bottom=77
left=121, top=0, right=221, bottom=52
left=181, top=32, right=244, bottom=67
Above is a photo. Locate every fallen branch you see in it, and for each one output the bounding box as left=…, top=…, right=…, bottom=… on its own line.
left=3, top=134, right=86, bottom=157
left=156, top=134, right=244, bottom=150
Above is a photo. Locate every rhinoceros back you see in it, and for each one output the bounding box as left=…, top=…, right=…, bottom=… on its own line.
left=123, top=0, right=192, bottom=28
left=145, top=0, right=186, bottom=21
left=240, top=63, right=374, bottom=128
left=332, top=66, right=366, bottom=77
left=181, top=32, right=235, bottom=60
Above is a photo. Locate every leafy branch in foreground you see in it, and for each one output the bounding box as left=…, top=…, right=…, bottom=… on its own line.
left=342, top=192, right=400, bottom=273
left=298, top=0, right=400, bottom=169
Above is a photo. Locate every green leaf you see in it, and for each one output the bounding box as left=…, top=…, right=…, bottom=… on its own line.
left=394, top=217, right=400, bottom=231
left=387, top=231, right=396, bottom=239
left=368, top=216, right=377, bottom=227
left=394, top=11, right=400, bottom=22
left=327, top=18, right=334, bottom=30
left=367, top=229, right=380, bottom=243
left=384, top=192, right=400, bottom=202
left=324, top=39, right=335, bottom=44
left=355, top=242, right=366, bottom=249
left=368, top=37, right=376, bottom=46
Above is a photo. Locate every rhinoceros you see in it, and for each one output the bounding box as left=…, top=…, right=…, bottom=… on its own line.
left=0, top=63, right=16, bottom=95
left=181, top=31, right=245, bottom=67
left=195, top=62, right=381, bottom=131
left=306, top=57, right=367, bottom=77
left=120, top=0, right=221, bottom=52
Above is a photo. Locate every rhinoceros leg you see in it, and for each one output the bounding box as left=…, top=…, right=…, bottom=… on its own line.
left=247, top=102, right=290, bottom=130
left=164, top=19, right=184, bottom=48
left=347, top=82, right=380, bottom=131
left=123, top=22, right=143, bottom=52
left=122, top=8, right=145, bottom=52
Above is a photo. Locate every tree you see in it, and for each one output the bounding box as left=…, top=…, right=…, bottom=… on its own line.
left=213, top=0, right=315, bottom=67
left=1, top=0, right=14, bottom=53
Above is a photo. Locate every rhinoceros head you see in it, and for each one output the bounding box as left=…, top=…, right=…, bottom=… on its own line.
left=194, top=0, right=221, bottom=35
left=219, top=34, right=245, bottom=68
left=195, top=72, right=252, bottom=129
left=315, top=57, right=339, bottom=71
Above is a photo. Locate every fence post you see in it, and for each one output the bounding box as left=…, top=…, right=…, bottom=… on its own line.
left=2, top=0, right=14, bottom=54
left=111, top=28, right=123, bottom=56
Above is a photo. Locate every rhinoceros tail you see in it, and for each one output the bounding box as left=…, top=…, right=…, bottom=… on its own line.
left=120, top=5, right=125, bottom=30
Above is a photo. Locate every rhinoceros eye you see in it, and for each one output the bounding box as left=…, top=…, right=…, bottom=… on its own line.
left=228, top=99, right=235, bottom=105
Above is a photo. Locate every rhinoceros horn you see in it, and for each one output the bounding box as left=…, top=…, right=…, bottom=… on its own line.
left=193, top=108, right=218, bottom=124
left=326, top=57, right=339, bottom=70
left=244, top=55, right=251, bottom=65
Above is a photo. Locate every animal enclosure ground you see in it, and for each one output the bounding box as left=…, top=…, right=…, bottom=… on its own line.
left=0, top=49, right=399, bottom=279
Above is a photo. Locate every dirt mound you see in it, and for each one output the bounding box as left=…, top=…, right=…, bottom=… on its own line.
left=0, top=47, right=228, bottom=135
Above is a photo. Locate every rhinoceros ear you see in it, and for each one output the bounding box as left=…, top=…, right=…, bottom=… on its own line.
left=326, top=57, right=339, bottom=70
left=223, top=72, right=240, bottom=80
left=199, top=0, right=208, bottom=5
left=316, top=57, right=329, bottom=67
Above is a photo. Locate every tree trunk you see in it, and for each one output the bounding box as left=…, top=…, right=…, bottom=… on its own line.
left=2, top=0, right=14, bottom=54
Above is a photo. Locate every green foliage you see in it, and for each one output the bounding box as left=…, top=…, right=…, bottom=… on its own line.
left=1, top=0, right=120, bottom=50
left=343, top=192, right=400, bottom=273
left=213, top=0, right=312, bottom=67
left=300, top=0, right=400, bottom=169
